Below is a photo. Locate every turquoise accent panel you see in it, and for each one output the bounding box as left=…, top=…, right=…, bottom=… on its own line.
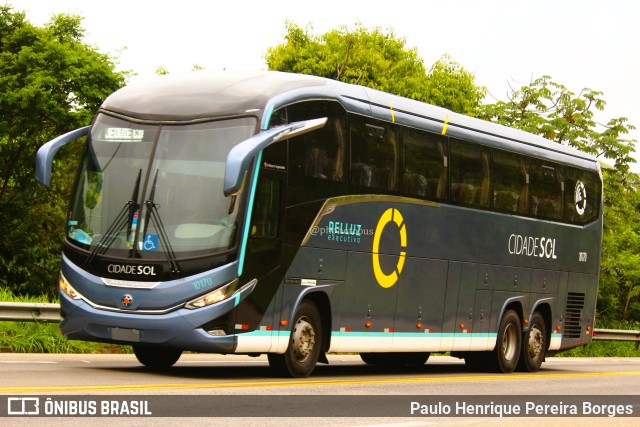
left=331, top=331, right=498, bottom=338
left=241, top=330, right=290, bottom=337
left=238, top=151, right=262, bottom=276
left=262, top=104, right=274, bottom=130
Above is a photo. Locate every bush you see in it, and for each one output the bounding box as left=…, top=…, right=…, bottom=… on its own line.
left=0, top=288, right=128, bottom=354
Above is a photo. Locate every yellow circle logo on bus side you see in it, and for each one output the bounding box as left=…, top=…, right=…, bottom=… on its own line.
left=372, top=208, right=407, bottom=288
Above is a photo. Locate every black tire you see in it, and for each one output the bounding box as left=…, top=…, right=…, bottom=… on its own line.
left=489, top=309, right=522, bottom=373
left=517, top=311, right=547, bottom=372
left=360, top=352, right=430, bottom=366
left=268, top=300, right=322, bottom=378
left=132, top=345, right=182, bottom=369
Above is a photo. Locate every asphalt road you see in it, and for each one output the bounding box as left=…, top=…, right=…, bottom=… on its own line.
left=1, top=353, right=639, bottom=426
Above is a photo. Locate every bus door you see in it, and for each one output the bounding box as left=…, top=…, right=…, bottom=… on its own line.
left=235, top=164, right=285, bottom=348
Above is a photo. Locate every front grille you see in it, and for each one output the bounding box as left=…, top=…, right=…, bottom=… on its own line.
left=564, top=292, right=585, bottom=338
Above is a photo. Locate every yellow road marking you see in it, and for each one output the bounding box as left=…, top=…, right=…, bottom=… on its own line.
left=1, top=370, right=639, bottom=393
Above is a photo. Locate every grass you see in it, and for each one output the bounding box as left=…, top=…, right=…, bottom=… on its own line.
left=0, top=288, right=129, bottom=354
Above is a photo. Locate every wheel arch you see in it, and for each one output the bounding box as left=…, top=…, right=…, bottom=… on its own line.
left=497, top=297, right=525, bottom=331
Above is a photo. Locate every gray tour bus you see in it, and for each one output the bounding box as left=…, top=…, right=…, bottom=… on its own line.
left=36, top=71, right=603, bottom=377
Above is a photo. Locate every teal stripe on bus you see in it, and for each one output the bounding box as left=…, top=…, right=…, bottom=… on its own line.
left=332, top=332, right=498, bottom=338
left=238, top=151, right=262, bottom=276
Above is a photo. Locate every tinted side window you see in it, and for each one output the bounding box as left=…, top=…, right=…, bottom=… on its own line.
left=449, top=138, right=490, bottom=208
left=287, top=102, right=346, bottom=183
left=565, top=168, right=601, bottom=224
left=349, top=116, right=398, bottom=192
left=402, top=128, right=448, bottom=201
left=530, top=160, right=563, bottom=220
left=275, top=101, right=347, bottom=206
left=492, top=149, right=529, bottom=215
left=250, top=175, right=281, bottom=238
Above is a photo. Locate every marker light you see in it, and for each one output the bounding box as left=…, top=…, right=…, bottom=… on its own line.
left=59, top=274, right=81, bottom=300
left=185, top=279, right=239, bottom=309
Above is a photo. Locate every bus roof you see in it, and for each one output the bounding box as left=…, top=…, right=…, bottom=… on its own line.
left=100, top=71, right=328, bottom=122
left=100, top=71, right=598, bottom=168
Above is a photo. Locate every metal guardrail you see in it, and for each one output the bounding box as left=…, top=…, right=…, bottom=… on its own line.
left=0, top=302, right=61, bottom=323
left=1, top=302, right=639, bottom=348
left=593, top=328, right=640, bottom=349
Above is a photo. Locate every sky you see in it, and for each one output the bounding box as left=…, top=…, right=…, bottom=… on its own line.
left=6, top=0, right=640, bottom=169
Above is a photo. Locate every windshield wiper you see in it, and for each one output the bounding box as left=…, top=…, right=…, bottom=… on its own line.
left=143, top=169, right=180, bottom=274
left=86, top=169, right=141, bottom=264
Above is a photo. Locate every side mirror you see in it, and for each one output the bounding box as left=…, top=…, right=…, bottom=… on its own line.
left=36, top=126, right=90, bottom=188
left=223, top=118, right=327, bottom=195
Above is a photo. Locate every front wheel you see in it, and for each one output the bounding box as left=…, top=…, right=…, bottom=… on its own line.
left=489, top=309, right=522, bottom=373
left=132, top=345, right=182, bottom=369
left=517, top=311, right=547, bottom=372
left=268, top=300, right=322, bottom=378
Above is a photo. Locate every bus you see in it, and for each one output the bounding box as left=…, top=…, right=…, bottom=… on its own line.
left=36, top=71, right=603, bottom=377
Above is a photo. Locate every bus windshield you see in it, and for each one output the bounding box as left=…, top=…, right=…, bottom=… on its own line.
left=67, top=113, right=256, bottom=260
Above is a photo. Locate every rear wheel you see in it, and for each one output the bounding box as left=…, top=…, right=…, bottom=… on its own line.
left=268, top=300, right=322, bottom=378
left=489, top=309, right=522, bottom=373
left=517, top=311, right=547, bottom=372
left=132, top=345, right=182, bottom=369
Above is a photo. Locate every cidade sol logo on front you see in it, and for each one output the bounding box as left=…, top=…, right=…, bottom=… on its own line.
left=107, top=263, right=157, bottom=276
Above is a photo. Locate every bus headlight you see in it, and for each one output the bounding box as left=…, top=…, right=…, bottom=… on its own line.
left=185, top=279, right=239, bottom=309
left=59, top=273, right=81, bottom=300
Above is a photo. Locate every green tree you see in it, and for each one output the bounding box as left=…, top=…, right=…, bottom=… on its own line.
left=265, top=22, right=485, bottom=115
left=480, top=76, right=640, bottom=321
left=598, top=170, right=640, bottom=320
left=422, top=54, right=486, bottom=116
left=0, top=6, right=127, bottom=296
left=480, top=76, right=636, bottom=172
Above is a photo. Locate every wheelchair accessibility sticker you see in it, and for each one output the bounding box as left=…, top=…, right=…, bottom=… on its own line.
left=143, top=234, right=159, bottom=251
